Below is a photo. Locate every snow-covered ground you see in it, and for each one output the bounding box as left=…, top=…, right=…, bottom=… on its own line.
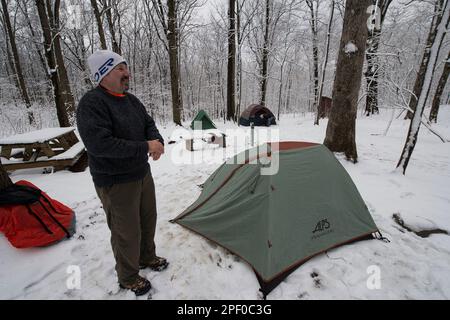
left=1, top=106, right=450, bottom=300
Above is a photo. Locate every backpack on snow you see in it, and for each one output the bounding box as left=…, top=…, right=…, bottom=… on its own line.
left=0, top=181, right=75, bottom=248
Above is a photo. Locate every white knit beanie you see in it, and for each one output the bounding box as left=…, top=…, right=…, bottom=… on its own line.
left=87, top=50, right=127, bottom=84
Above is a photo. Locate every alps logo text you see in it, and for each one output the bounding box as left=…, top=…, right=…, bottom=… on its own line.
left=312, top=219, right=331, bottom=233
left=311, top=219, right=333, bottom=240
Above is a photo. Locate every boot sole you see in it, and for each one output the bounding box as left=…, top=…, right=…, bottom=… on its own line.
left=139, top=261, right=169, bottom=271
left=119, top=282, right=152, bottom=296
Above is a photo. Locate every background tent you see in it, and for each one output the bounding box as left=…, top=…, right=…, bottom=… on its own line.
left=172, top=141, right=379, bottom=298
left=190, top=110, right=217, bottom=130
left=239, top=104, right=276, bottom=126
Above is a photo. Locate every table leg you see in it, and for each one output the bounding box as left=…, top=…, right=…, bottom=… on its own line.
left=0, top=146, right=12, bottom=159
left=58, top=136, right=71, bottom=150
left=65, top=131, right=79, bottom=147
left=41, top=143, right=55, bottom=158
left=23, top=146, right=35, bottom=161
left=30, top=147, right=41, bottom=161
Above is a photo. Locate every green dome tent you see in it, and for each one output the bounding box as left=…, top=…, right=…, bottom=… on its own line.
left=190, top=110, right=217, bottom=130
left=172, top=141, right=380, bottom=298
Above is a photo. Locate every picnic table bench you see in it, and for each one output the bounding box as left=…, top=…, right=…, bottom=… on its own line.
left=0, top=127, right=87, bottom=172
left=185, top=129, right=227, bottom=151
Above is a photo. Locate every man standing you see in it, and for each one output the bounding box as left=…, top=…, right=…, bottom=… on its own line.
left=77, top=50, right=168, bottom=296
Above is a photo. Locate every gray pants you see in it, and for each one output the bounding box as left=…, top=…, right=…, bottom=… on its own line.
left=95, top=171, right=157, bottom=285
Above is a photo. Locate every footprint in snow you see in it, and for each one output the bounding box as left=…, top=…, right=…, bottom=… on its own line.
left=70, top=243, right=85, bottom=255
left=388, top=179, right=402, bottom=188
left=311, top=271, right=322, bottom=288
left=400, top=192, right=414, bottom=199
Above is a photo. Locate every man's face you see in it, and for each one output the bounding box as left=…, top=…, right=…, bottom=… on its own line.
left=101, top=62, right=130, bottom=93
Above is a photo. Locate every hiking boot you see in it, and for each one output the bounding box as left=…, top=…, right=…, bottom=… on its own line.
left=139, top=256, right=169, bottom=271
left=119, top=275, right=152, bottom=296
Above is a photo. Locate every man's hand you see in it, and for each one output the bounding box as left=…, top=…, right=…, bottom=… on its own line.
left=151, top=152, right=162, bottom=161
left=147, top=140, right=164, bottom=161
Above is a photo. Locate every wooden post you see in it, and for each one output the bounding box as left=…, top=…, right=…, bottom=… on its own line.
left=251, top=123, right=255, bottom=146
left=0, top=145, right=12, bottom=159
left=41, top=143, right=55, bottom=158
left=23, top=146, right=34, bottom=161
left=0, top=158, right=12, bottom=190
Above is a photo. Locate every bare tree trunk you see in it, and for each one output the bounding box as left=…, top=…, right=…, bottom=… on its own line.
left=53, top=0, right=76, bottom=125
left=1, top=0, right=35, bottom=125
left=19, top=0, right=48, bottom=76
left=113, top=0, right=124, bottom=54
left=315, top=0, right=334, bottom=125
left=1, top=13, right=21, bottom=98
left=104, top=0, right=121, bottom=54
left=236, top=0, right=245, bottom=122
left=36, top=0, right=63, bottom=125
left=227, top=0, right=236, bottom=121
left=277, top=56, right=286, bottom=121
left=51, top=0, right=76, bottom=125
left=284, top=64, right=293, bottom=114
left=148, top=0, right=199, bottom=125
left=131, top=2, right=139, bottom=88
left=365, top=21, right=381, bottom=116
left=90, top=0, right=108, bottom=50
left=74, top=29, right=94, bottom=88
left=217, top=66, right=225, bottom=120
left=365, top=0, right=392, bottom=116
left=260, top=0, right=270, bottom=106
left=397, top=0, right=449, bottom=174
left=167, top=0, right=182, bottom=125
left=406, top=0, right=445, bottom=119
left=323, top=0, right=371, bottom=163
left=429, top=50, right=450, bottom=123
left=36, top=0, right=75, bottom=127
left=182, top=49, right=193, bottom=111
left=154, top=48, right=168, bottom=111
left=0, top=159, right=12, bottom=191
left=307, top=0, right=319, bottom=124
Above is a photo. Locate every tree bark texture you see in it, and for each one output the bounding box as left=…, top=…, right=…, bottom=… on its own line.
left=364, top=0, right=392, bottom=116
left=397, top=0, right=449, bottom=174
left=405, top=0, right=444, bottom=119
left=259, top=0, right=270, bottom=106
left=35, top=0, right=75, bottom=127
left=227, top=0, right=236, bottom=121
left=1, top=0, right=34, bottom=125
left=167, top=0, right=182, bottom=125
left=90, top=0, right=108, bottom=50
left=429, top=50, right=450, bottom=123
left=323, top=0, right=371, bottom=162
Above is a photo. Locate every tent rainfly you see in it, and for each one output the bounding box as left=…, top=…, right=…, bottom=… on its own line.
left=239, top=104, right=276, bottom=126
left=190, top=110, right=217, bottom=130
left=171, top=141, right=380, bottom=298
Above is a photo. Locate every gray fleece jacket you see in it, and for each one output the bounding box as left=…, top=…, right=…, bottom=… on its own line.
left=76, top=86, right=164, bottom=187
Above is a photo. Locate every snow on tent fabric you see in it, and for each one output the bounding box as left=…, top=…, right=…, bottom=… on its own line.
left=172, top=141, right=379, bottom=297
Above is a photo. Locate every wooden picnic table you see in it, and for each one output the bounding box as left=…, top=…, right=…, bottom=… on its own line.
left=0, top=127, right=86, bottom=172
left=185, top=129, right=227, bottom=151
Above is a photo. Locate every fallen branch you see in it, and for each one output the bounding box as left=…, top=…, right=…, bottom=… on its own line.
left=392, top=213, right=448, bottom=238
